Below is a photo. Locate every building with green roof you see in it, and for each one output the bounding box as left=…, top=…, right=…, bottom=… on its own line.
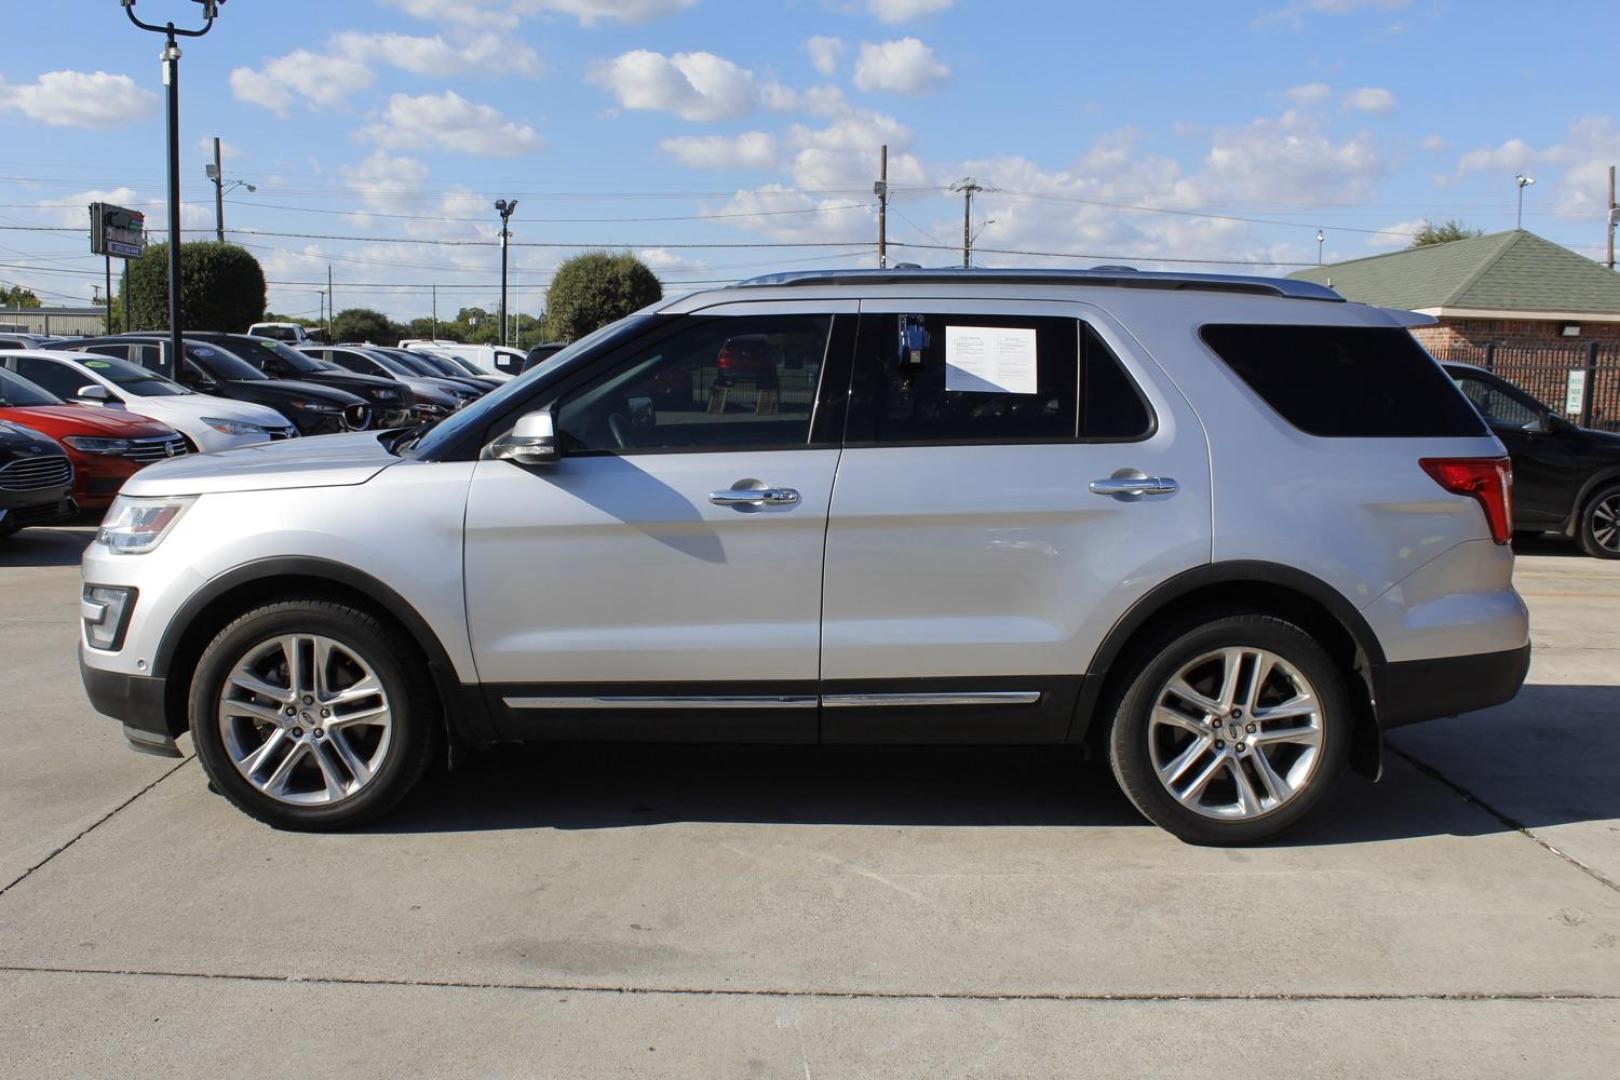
left=1289, top=230, right=1620, bottom=352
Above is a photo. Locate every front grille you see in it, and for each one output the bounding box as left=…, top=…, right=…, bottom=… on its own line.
left=268, top=426, right=298, bottom=441
left=0, top=454, right=72, bottom=492
left=341, top=404, right=372, bottom=431
left=123, top=435, right=190, bottom=464
left=12, top=497, right=74, bottom=525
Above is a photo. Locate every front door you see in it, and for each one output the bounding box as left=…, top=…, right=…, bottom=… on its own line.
left=818, top=300, right=1212, bottom=741
left=463, top=304, right=853, bottom=741
left=1450, top=367, right=1581, bottom=527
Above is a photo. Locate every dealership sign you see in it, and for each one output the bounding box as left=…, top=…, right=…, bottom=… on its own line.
left=89, top=202, right=146, bottom=259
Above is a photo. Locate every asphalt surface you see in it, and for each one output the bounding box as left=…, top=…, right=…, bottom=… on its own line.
left=1, top=526, right=1617, bottom=1078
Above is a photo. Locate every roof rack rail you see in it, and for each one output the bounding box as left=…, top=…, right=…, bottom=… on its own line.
left=734, top=267, right=1342, bottom=302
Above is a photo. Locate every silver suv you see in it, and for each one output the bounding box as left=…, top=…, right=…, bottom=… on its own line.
left=78, top=269, right=1530, bottom=844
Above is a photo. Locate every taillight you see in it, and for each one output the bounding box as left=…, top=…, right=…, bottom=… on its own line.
left=1420, top=457, right=1513, bottom=544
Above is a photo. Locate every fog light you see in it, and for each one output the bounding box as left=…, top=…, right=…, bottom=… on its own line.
left=83, top=584, right=136, bottom=651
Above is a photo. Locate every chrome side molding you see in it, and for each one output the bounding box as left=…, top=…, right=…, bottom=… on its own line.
left=503, top=691, right=1042, bottom=710
left=821, top=691, right=1042, bottom=708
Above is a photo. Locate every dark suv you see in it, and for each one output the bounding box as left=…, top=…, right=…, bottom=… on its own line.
left=187, top=333, right=415, bottom=429
left=56, top=336, right=373, bottom=436
left=1445, top=363, right=1620, bottom=558
left=0, top=417, right=74, bottom=538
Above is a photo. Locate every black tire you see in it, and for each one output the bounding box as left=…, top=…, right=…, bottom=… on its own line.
left=1577, top=483, right=1620, bottom=560
left=1106, top=613, right=1351, bottom=846
left=188, top=597, right=439, bottom=830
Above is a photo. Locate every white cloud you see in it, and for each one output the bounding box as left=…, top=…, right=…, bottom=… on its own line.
left=1199, top=111, right=1385, bottom=205
left=362, top=91, right=545, bottom=155
left=852, top=38, right=949, bottom=95
left=1256, top=0, right=1408, bottom=29
left=806, top=36, right=845, bottom=76
left=1420, top=133, right=1447, bottom=151
left=230, top=50, right=374, bottom=116
left=196, top=137, right=240, bottom=162
left=383, top=0, right=695, bottom=26
left=589, top=50, right=757, bottom=121
left=660, top=132, right=778, bottom=169
left=0, top=70, right=157, bottom=129
left=866, top=0, right=953, bottom=23
left=1365, top=217, right=1427, bottom=249
left=1285, top=82, right=1332, bottom=106
left=332, top=31, right=543, bottom=77
left=1454, top=137, right=1539, bottom=176
left=1450, top=116, right=1620, bottom=219
left=1343, top=86, right=1396, bottom=114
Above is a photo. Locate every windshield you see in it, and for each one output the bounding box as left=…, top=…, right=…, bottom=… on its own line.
left=234, top=336, right=331, bottom=373
left=443, top=355, right=485, bottom=377
left=386, top=350, right=445, bottom=378
left=403, top=351, right=462, bottom=378
left=77, top=354, right=190, bottom=397
left=179, top=342, right=267, bottom=381
left=404, top=314, right=651, bottom=460
left=359, top=349, right=419, bottom=377
left=0, top=366, right=63, bottom=407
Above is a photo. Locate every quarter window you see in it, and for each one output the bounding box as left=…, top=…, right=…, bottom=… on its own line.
left=557, top=315, right=831, bottom=453
left=847, top=313, right=1150, bottom=444
left=9, top=356, right=85, bottom=399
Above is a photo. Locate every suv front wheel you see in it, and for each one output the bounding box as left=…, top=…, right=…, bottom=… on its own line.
left=1107, top=614, right=1351, bottom=845
left=1578, top=482, right=1620, bottom=559
left=189, top=598, right=438, bottom=830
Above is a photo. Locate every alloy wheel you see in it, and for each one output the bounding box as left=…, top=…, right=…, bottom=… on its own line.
left=1147, top=647, right=1324, bottom=820
left=217, top=634, right=393, bottom=806
left=1593, top=494, right=1620, bottom=554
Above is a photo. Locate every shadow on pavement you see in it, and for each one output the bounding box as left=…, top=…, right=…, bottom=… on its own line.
left=373, top=683, right=1620, bottom=846
left=0, top=525, right=96, bottom=568
left=1511, top=533, right=1587, bottom=558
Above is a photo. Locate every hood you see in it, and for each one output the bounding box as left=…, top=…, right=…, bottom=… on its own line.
left=0, top=419, right=65, bottom=456
left=229, top=378, right=367, bottom=405
left=299, top=368, right=408, bottom=398
left=139, top=394, right=293, bottom=429
left=399, top=377, right=459, bottom=406
left=1577, top=425, right=1620, bottom=449
left=120, top=429, right=399, bottom=497
left=0, top=404, right=176, bottom=438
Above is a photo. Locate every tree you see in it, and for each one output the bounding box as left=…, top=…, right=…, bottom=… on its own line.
left=543, top=251, right=661, bottom=342
left=406, top=316, right=461, bottom=342
left=127, top=242, right=266, bottom=331
left=0, top=285, right=41, bottom=308
left=1408, top=220, right=1483, bottom=248
left=331, top=307, right=404, bottom=345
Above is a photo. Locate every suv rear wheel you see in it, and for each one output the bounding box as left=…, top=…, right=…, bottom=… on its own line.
left=1107, top=614, right=1350, bottom=845
left=1578, top=483, right=1620, bottom=559
left=189, top=598, right=437, bottom=830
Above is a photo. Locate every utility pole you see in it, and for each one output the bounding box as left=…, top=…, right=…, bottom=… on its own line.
left=494, top=199, right=517, bottom=346
left=326, top=265, right=334, bottom=340
left=874, top=144, right=888, bottom=268
left=431, top=283, right=438, bottom=340
left=103, top=255, right=113, bottom=333
left=1607, top=165, right=1616, bottom=272
left=123, top=0, right=222, bottom=379
left=211, top=136, right=223, bottom=243
left=1515, top=174, right=1535, bottom=230
left=950, top=177, right=983, bottom=268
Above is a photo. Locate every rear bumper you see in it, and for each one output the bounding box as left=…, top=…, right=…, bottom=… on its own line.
left=1370, top=643, right=1531, bottom=729
left=80, top=645, right=177, bottom=738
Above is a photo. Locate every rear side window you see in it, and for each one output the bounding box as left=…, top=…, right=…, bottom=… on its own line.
left=848, top=314, right=1152, bottom=445
left=1201, top=324, right=1486, bottom=438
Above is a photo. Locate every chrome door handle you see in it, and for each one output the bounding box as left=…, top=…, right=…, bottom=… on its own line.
left=1089, top=475, right=1178, bottom=497
left=709, top=485, right=800, bottom=507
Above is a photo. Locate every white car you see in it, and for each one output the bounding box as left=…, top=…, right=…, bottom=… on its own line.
left=0, top=349, right=298, bottom=453
left=398, top=340, right=519, bottom=380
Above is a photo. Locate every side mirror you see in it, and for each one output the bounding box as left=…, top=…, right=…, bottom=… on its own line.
left=490, top=408, right=560, bottom=466
left=77, top=384, right=113, bottom=402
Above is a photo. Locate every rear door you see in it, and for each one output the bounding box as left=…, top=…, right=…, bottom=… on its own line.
left=819, top=300, right=1211, bottom=741
left=463, top=303, right=854, bottom=741
left=1449, top=366, right=1581, bottom=527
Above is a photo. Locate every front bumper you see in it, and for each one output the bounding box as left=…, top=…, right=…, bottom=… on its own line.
left=80, top=645, right=182, bottom=754
left=1370, top=643, right=1531, bottom=729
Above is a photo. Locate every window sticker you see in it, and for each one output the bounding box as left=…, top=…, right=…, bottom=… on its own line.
left=945, top=325, right=1038, bottom=394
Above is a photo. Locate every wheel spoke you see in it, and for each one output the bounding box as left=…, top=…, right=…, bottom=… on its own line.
left=1229, top=759, right=1261, bottom=815
left=312, top=743, right=349, bottom=800
left=326, top=702, right=390, bottom=729
left=1253, top=692, right=1316, bottom=723
left=222, top=697, right=289, bottom=725
left=1215, top=648, right=1248, bottom=710
left=1159, top=736, right=1215, bottom=788
left=262, top=741, right=308, bottom=797
left=1249, top=749, right=1292, bottom=805
left=326, top=731, right=373, bottom=787
left=1250, top=722, right=1321, bottom=747
left=238, top=727, right=289, bottom=776
left=1244, top=653, right=1276, bottom=712
left=1152, top=704, right=1211, bottom=737
left=313, top=637, right=337, bottom=700
left=278, top=636, right=310, bottom=699
left=1176, top=752, right=1226, bottom=806
left=229, top=670, right=292, bottom=704
left=1165, top=677, right=1221, bottom=715
left=325, top=675, right=383, bottom=708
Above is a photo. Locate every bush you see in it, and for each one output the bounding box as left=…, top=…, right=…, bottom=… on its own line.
left=127, top=242, right=267, bottom=332
left=543, top=252, right=661, bottom=342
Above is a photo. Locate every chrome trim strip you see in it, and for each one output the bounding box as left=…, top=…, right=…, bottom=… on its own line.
left=822, top=691, right=1042, bottom=708
left=503, top=694, right=819, bottom=710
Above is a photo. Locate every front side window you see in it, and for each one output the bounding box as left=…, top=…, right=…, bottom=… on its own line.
left=10, top=356, right=90, bottom=399
left=0, top=367, right=61, bottom=407
left=1451, top=371, right=1545, bottom=430
left=847, top=313, right=1150, bottom=444
left=557, top=314, right=831, bottom=453
left=79, top=355, right=188, bottom=397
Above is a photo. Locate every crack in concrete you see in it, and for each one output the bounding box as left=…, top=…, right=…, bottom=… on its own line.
left=1388, top=744, right=1620, bottom=896
left=1, top=964, right=1616, bottom=1004
left=0, top=757, right=194, bottom=901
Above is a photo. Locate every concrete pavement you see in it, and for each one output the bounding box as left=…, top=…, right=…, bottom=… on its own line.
left=2, top=527, right=1617, bottom=1078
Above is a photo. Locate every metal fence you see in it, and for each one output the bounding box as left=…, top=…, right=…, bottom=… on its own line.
left=1429, top=341, right=1620, bottom=433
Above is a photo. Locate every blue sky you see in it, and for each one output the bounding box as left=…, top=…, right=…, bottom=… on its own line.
left=0, top=0, right=1617, bottom=321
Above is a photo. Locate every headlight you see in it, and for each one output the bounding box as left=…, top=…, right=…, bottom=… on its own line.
left=416, top=402, right=449, bottom=418
left=95, top=495, right=195, bottom=555
left=64, top=436, right=133, bottom=455
left=288, top=399, right=341, bottom=414
left=201, top=417, right=267, bottom=436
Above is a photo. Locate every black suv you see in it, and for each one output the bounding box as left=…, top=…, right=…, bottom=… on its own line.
left=1445, top=363, right=1620, bottom=558
left=0, top=418, right=74, bottom=538
left=187, top=333, right=416, bottom=429
left=56, top=336, right=373, bottom=436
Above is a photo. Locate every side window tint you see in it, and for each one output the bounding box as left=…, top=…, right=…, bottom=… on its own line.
left=85, top=344, right=130, bottom=362
left=1082, top=325, right=1153, bottom=439
left=1452, top=373, right=1541, bottom=429
left=558, top=315, right=830, bottom=453
left=12, top=357, right=83, bottom=398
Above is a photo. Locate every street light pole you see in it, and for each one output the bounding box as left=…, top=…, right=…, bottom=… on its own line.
left=1315, top=229, right=1325, bottom=265
left=494, top=198, right=517, bottom=346
left=122, top=0, right=221, bottom=379
left=1515, top=174, right=1535, bottom=230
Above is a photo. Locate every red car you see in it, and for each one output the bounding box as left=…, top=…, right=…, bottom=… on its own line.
left=0, top=367, right=190, bottom=511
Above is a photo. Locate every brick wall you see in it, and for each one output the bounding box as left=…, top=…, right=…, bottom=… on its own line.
left=1411, top=318, right=1620, bottom=351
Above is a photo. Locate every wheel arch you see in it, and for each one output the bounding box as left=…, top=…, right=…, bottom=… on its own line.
left=1071, top=561, right=1384, bottom=778
left=153, top=557, right=493, bottom=744
left=1568, top=466, right=1620, bottom=535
